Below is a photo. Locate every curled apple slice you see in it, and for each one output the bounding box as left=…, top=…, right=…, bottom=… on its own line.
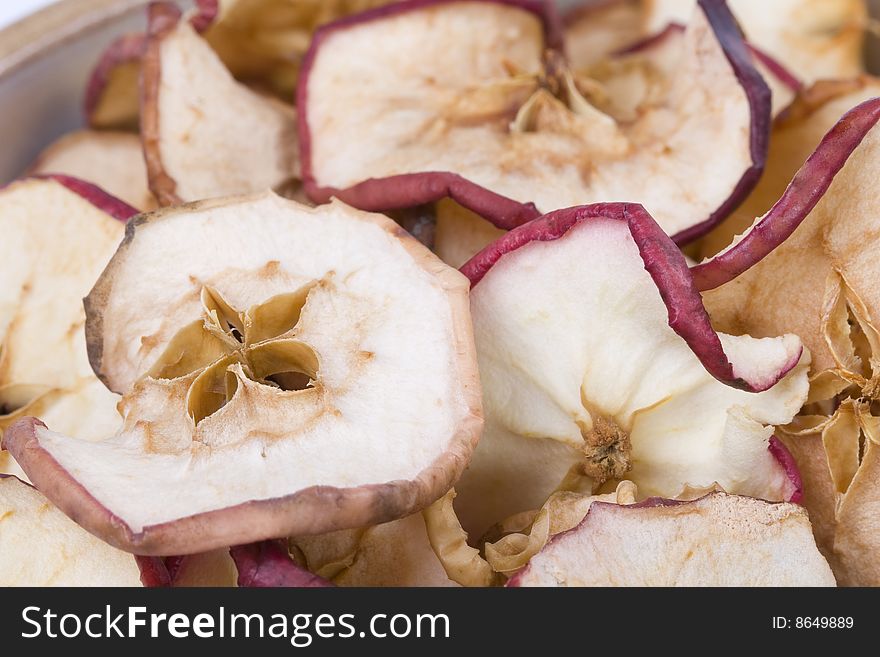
left=84, top=1, right=219, bottom=129
left=301, top=0, right=769, bottom=242
left=29, top=131, right=156, bottom=211
left=4, top=192, right=481, bottom=555
left=142, top=3, right=299, bottom=206
left=0, top=476, right=161, bottom=586
left=508, top=492, right=836, bottom=587
left=454, top=203, right=808, bottom=536
left=696, top=92, right=880, bottom=585
left=644, top=0, right=867, bottom=83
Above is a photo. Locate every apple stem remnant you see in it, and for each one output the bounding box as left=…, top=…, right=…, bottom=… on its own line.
left=581, top=415, right=631, bottom=483
left=30, top=174, right=139, bottom=222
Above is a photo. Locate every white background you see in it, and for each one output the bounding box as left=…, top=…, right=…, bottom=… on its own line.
left=0, top=0, right=61, bottom=30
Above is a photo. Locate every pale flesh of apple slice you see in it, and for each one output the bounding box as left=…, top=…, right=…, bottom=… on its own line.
left=432, top=11, right=796, bottom=270
left=0, top=476, right=148, bottom=586
left=581, top=22, right=798, bottom=120
left=0, top=176, right=130, bottom=479
left=29, top=131, right=156, bottom=211
left=644, top=0, right=867, bottom=83
left=508, top=492, right=836, bottom=586
left=0, top=177, right=128, bottom=394
left=564, top=0, right=644, bottom=68
left=301, top=0, right=769, bottom=242
left=454, top=203, right=808, bottom=537
left=293, top=512, right=459, bottom=587
left=1, top=379, right=121, bottom=481
left=142, top=3, right=299, bottom=206
left=4, top=192, right=481, bottom=555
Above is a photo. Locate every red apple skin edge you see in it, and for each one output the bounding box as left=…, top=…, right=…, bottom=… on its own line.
left=30, top=174, right=140, bottom=221
left=83, top=0, right=219, bottom=125
left=230, top=541, right=334, bottom=588
left=615, top=20, right=800, bottom=95
left=83, top=32, right=147, bottom=126
left=0, top=475, right=169, bottom=586
left=140, top=2, right=188, bottom=207
left=692, top=96, right=880, bottom=291
left=666, top=0, right=770, bottom=246
left=769, top=436, right=803, bottom=504
left=460, top=201, right=801, bottom=393
left=296, top=0, right=554, bottom=232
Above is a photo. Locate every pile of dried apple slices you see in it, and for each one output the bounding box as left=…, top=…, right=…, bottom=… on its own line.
left=1, top=0, right=878, bottom=587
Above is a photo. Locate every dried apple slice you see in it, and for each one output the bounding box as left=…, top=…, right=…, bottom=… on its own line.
left=4, top=192, right=481, bottom=555
left=0, top=177, right=129, bottom=395
left=301, top=0, right=769, bottom=242
left=175, top=514, right=455, bottom=587
left=644, top=0, right=867, bottom=83
left=142, top=3, right=299, bottom=206
left=84, top=1, right=219, bottom=129
left=203, top=0, right=392, bottom=98
left=508, top=492, right=836, bottom=586
left=0, top=176, right=130, bottom=474
left=0, top=476, right=161, bottom=586
left=453, top=203, right=808, bottom=536
left=1, top=380, right=121, bottom=481
left=293, top=512, right=459, bottom=587
left=696, top=93, right=880, bottom=585
left=29, top=131, right=156, bottom=211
